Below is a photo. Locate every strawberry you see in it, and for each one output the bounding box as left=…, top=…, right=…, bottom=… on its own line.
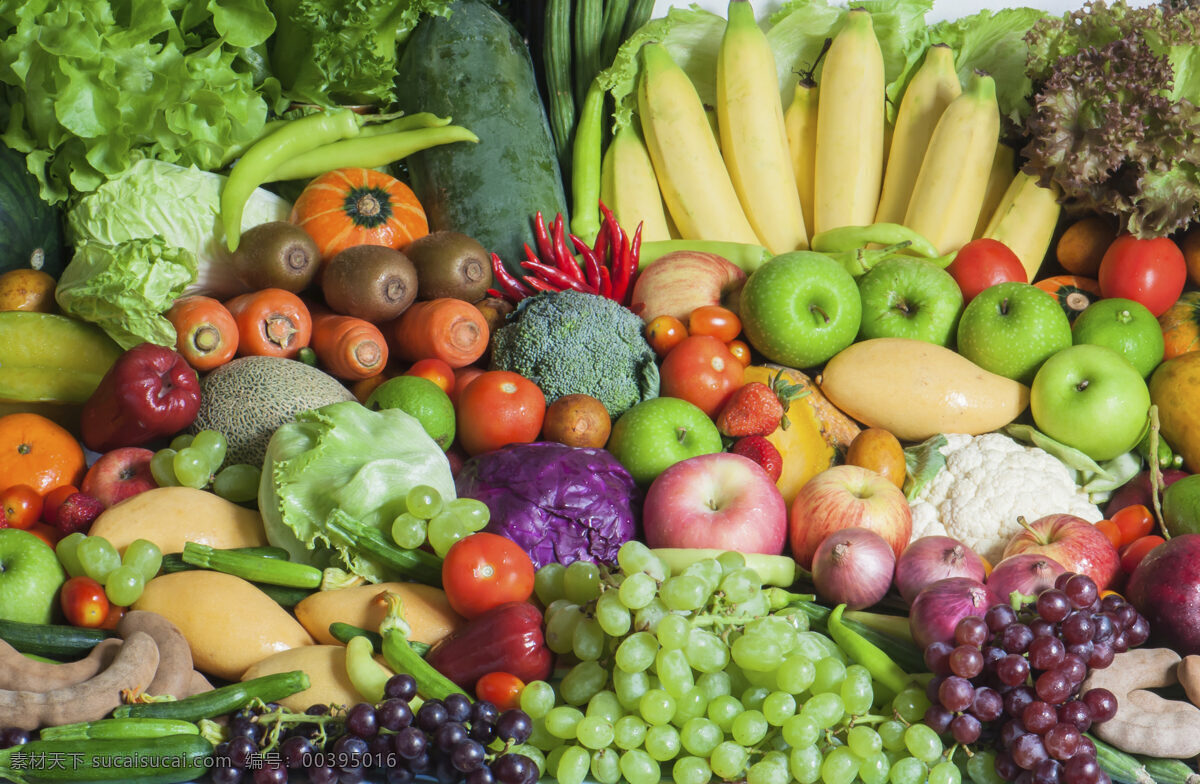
left=732, top=436, right=783, bottom=483
left=716, top=369, right=808, bottom=437
left=53, top=492, right=105, bottom=535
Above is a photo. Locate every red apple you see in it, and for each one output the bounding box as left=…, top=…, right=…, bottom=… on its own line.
left=1001, top=514, right=1120, bottom=589
left=629, top=251, right=746, bottom=324
left=80, top=447, right=157, bottom=509
left=642, top=452, right=787, bottom=554
left=789, top=465, right=912, bottom=570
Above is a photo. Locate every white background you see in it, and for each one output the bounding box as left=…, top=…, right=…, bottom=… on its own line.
left=655, top=0, right=1156, bottom=24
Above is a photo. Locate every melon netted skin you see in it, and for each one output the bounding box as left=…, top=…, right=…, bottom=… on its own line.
left=191, top=356, right=356, bottom=466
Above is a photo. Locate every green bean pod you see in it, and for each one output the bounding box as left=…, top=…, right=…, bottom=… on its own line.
left=811, top=223, right=940, bottom=259
left=264, top=125, right=480, bottom=184
left=569, top=79, right=606, bottom=245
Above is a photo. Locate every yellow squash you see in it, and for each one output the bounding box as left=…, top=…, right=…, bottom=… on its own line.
left=294, top=582, right=464, bottom=646
left=241, top=646, right=368, bottom=713
left=88, top=486, right=268, bottom=555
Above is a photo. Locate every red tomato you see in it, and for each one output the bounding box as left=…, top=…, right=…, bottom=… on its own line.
left=645, top=316, right=688, bottom=359
left=61, top=575, right=110, bottom=628
left=1097, top=235, right=1187, bottom=317
left=26, top=522, right=61, bottom=548
left=946, top=239, right=1027, bottom=303
left=689, top=306, right=742, bottom=343
left=1111, top=504, right=1154, bottom=547
left=451, top=366, right=485, bottom=406
left=726, top=339, right=752, bottom=367
left=659, top=335, right=744, bottom=418
left=99, top=604, right=127, bottom=630
left=42, top=484, right=79, bottom=526
left=475, top=671, right=526, bottom=711
left=1120, top=534, right=1166, bottom=574
left=1093, top=519, right=1122, bottom=550
left=455, top=371, right=546, bottom=456
left=406, top=358, right=456, bottom=395
left=442, top=533, right=535, bottom=618
left=0, top=484, right=43, bottom=530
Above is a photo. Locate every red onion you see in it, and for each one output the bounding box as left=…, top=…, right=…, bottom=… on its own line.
left=909, top=577, right=1000, bottom=649
left=894, top=535, right=988, bottom=603
left=811, top=527, right=896, bottom=610
left=987, top=553, right=1066, bottom=604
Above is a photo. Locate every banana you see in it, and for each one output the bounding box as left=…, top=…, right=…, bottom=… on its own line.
left=972, top=143, right=1017, bottom=240
left=638, top=43, right=758, bottom=244
left=605, top=122, right=673, bottom=242
left=984, top=171, right=1063, bottom=282
left=717, top=0, right=808, bottom=253
left=902, top=72, right=1000, bottom=256
left=0, top=312, right=122, bottom=404
left=874, top=44, right=962, bottom=225
left=784, top=79, right=818, bottom=236
left=813, top=9, right=886, bottom=235
left=650, top=548, right=801, bottom=588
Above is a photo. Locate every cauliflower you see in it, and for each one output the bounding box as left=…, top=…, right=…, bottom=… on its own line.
left=909, top=433, right=1103, bottom=564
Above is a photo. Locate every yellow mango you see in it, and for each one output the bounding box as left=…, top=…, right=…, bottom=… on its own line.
left=88, top=486, right=268, bottom=555
left=241, top=646, right=365, bottom=712
left=294, top=583, right=464, bottom=646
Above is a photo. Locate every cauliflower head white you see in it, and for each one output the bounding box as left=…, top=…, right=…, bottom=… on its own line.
left=908, top=433, right=1103, bottom=564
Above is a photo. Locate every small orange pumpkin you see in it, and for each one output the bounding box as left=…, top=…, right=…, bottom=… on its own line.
left=290, top=168, right=428, bottom=262
left=1159, top=291, right=1200, bottom=359
left=1033, top=275, right=1101, bottom=323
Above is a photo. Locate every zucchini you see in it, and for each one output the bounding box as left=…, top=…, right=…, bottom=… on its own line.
left=0, top=618, right=115, bottom=660
left=38, top=718, right=199, bottom=742
left=181, top=542, right=323, bottom=588
left=395, top=0, right=570, bottom=278
left=112, top=670, right=310, bottom=722
left=0, top=734, right=211, bottom=783
left=160, top=545, right=289, bottom=574
left=255, top=582, right=315, bottom=609
left=329, top=622, right=431, bottom=657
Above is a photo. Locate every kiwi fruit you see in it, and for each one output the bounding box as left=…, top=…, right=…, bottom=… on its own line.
left=322, top=245, right=418, bottom=322
left=404, top=231, right=492, bottom=302
left=230, top=221, right=320, bottom=293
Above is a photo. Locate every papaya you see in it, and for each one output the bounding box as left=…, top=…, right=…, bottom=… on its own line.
left=1150, top=352, right=1200, bottom=473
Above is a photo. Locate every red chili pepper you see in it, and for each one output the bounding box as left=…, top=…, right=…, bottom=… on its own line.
left=610, top=235, right=632, bottom=305
left=593, top=220, right=609, bottom=267
left=602, top=202, right=625, bottom=253
left=571, top=235, right=603, bottom=292
left=524, top=277, right=560, bottom=293
left=598, top=266, right=612, bottom=299
left=486, top=288, right=504, bottom=299
left=520, top=260, right=595, bottom=293
left=533, top=212, right=555, bottom=267
left=550, top=214, right=581, bottom=281
left=490, top=253, right=532, bottom=302
left=625, top=222, right=644, bottom=301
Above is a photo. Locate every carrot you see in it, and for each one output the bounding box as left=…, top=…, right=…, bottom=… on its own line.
left=167, top=296, right=239, bottom=371
left=225, top=288, right=312, bottom=359
left=311, top=312, right=390, bottom=380
left=388, top=298, right=489, bottom=368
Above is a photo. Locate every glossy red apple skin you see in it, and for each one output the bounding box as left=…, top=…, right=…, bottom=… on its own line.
left=80, top=447, right=157, bottom=509
left=1001, top=513, right=1120, bottom=589
left=629, top=252, right=746, bottom=324
left=788, top=465, right=912, bottom=570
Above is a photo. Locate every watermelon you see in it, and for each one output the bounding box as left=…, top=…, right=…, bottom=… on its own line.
left=0, top=143, right=66, bottom=278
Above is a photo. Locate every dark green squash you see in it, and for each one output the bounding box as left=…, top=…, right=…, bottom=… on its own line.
left=0, top=143, right=66, bottom=277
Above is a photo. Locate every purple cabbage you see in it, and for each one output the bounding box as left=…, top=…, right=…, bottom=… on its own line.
left=454, top=442, right=640, bottom=569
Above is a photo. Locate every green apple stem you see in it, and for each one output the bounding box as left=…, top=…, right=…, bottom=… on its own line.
left=999, top=297, right=1011, bottom=316
left=675, top=426, right=689, bottom=444
left=1148, top=405, right=1168, bottom=539
left=810, top=304, right=830, bottom=325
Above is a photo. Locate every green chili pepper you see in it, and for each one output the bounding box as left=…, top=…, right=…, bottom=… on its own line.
left=357, top=113, right=453, bottom=136
left=638, top=239, right=772, bottom=273
left=380, top=592, right=469, bottom=701
left=826, top=603, right=912, bottom=695
left=811, top=223, right=940, bottom=259
left=569, top=78, right=606, bottom=246
left=264, top=125, right=480, bottom=184
left=345, top=634, right=393, bottom=704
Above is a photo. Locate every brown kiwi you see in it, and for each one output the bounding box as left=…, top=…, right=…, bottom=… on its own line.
left=230, top=222, right=320, bottom=293
left=404, top=231, right=493, bottom=302
left=322, top=245, right=418, bottom=322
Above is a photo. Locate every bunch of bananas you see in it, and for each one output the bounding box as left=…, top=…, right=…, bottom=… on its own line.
left=606, top=0, right=1061, bottom=278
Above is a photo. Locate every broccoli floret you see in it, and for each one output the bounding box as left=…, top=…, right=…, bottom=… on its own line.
left=490, top=290, right=659, bottom=418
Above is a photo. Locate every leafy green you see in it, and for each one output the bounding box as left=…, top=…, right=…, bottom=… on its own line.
left=259, top=401, right=457, bottom=584
left=903, top=434, right=948, bottom=501
left=54, top=237, right=197, bottom=350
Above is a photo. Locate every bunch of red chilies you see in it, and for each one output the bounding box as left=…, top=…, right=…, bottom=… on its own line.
left=487, top=203, right=643, bottom=306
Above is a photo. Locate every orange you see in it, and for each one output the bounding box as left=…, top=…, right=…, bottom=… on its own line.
left=0, top=413, right=86, bottom=495
left=1160, top=291, right=1200, bottom=360
left=0, top=269, right=56, bottom=312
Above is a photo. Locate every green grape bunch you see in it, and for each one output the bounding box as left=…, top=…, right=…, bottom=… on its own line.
left=151, top=430, right=261, bottom=503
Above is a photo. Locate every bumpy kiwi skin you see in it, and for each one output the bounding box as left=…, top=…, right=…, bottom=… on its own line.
left=322, top=245, right=418, bottom=323
left=405, top=231, right=493, bottom=302
left=231, top=221, right=320, bottom=293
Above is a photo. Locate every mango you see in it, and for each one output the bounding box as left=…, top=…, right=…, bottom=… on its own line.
left=1150, top=352, right=1200, bottom=472
left=294, top=583, right=464, bottom=646
left=88, top=486, right=268, bottom=555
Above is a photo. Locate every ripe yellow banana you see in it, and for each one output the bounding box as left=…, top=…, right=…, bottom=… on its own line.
left=604, top=122, right=673, bottom=243
left=984, top=172, right=1063, bottom=282
left=972, top=143, right=1017, bottom=240
left=813, top=9, right=885, bottom=236
left=875, top=44, right=961, bottom=225
left=902, top=72, right=1000, bottom=256
left=717, top=0, right=808, bottom=253
left=784, top=79, right=818, bottom=236
left=638, top=43, right=758, bottom=245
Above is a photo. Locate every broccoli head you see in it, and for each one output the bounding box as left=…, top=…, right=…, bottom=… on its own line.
left=490, top=290, right=659, bottom=418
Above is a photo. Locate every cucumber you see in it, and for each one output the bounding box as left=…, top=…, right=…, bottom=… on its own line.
left=395, top=0, right=569, bottom=277
left=112, top=671, right=310, bottom=722
left=0, top=734, right=211, bottom=783
left=0, top=618, right=115, bottom=660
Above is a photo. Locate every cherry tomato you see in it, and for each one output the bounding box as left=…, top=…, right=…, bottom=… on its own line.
left=475, top=671, right=526, bottom=711
left=645, top=316, right=688, bottom=359
left=26, top=522, right=61, bottom=548
left=406, top=358, right=456, bottom=395
left=659, top=335, right=744, bottom=418
left=0, top=485, right=43, bottom=530
left=99, top=604, right=127, bottom=630
left=1093, top=519, right=1123, bottom=550
left=946, top=239, right=1027, bottom=303
left=1097, top=235, right=1187, bottom=317
left=441, top=532, right=535, bottom=618
left=689, top=306, right=742, bottom=343
left=1120, top=534, right=1166, bottom=574
left=61, top=575, right=110, bottom=628
left=726, top=339, right=752, bottom=367
left=42, top=485, right=79, bottom=526
left=455, top=371, right=546, bottom=456
left=451, top=367, right=485, bottom=406
left=1111, top=504, right=1154, bottom=547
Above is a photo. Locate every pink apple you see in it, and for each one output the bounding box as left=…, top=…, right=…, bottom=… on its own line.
left=642, top=452, right=787, bottom=554
left=629, top=251, right=746, bottom=324
left=80, top=447, right=157, bottom=508
left=1001, top=514, right=1120, bottom=589
left=789, top=465, right=912, bottom=570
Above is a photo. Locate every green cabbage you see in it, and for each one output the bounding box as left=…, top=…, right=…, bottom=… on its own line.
left=258, top=401, right=457, bottom=583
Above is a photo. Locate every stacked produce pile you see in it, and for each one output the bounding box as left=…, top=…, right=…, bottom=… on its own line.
left=5, top=0, right=1200, bottom=783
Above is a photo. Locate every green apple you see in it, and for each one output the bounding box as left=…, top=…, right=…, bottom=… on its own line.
left=607, top=397, right=723, bottom=486
left=1030, top=344, right=1151, bottom=461
left=957, top=282, right=1073, bottom=384
left=0, top=528, right=66, bottom=624
left=1071, top=297, right=1165, bottom=378
left=1163, top=474, right=1200, bottom=537
left=739, top=251, right=861, bottom=368
left=857, top=257, right=964, bottom=346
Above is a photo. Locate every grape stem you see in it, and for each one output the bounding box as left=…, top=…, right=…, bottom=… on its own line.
left=250, top=699, right=345, bottom=754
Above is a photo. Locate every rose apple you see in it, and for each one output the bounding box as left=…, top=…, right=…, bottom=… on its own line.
left=607, top=397, right=723, bottom=486
left=81, top=447, right=157, bottom=508
left=788, top=465, right=912, bottom=569
left=628, top=252, right=746, bottom=324
left=642, top=452, right=787, bottom=554
left=0, top=528, right=66, bottom=624
left=1001, top=514, right=1119, bottom=589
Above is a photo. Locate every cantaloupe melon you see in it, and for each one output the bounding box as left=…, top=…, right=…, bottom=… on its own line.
left=191, top=356, right=355, bottom=465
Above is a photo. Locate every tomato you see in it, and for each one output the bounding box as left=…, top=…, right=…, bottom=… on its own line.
left=42, top=484, right=79, bottom=526
left=1093, top=519, right=1122, bottom=550
left=0, top=484, right=42, bottom=530
left=1111, top=504, right=1154, bottom=547
left=451, top=367, right=485, bottom=405
left=645, top=316, right=687, bottom=359
left=1097, top=235, right=1187, bottom=317
left=659, top=335, right=744, bottom=418
left=946, top=239, right=1027, bottom=303
left=1120, top=534, right=1166, bottom=574
left=26, top=522, right=61, bottom=548
left=98, top=604, right=126, bottom=630
left=689, top=306, right=742, bottom=343
left=61, top=575, right=110, bottom=628
left=726, top=339, right=752, bottom=367
left=475, top=671, right=526, bottom=711
left=442, top=533, right=535, bottom=618
left=406, top=358, right=456, bottom=395
left=456, top=371, right=546, bottom=456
